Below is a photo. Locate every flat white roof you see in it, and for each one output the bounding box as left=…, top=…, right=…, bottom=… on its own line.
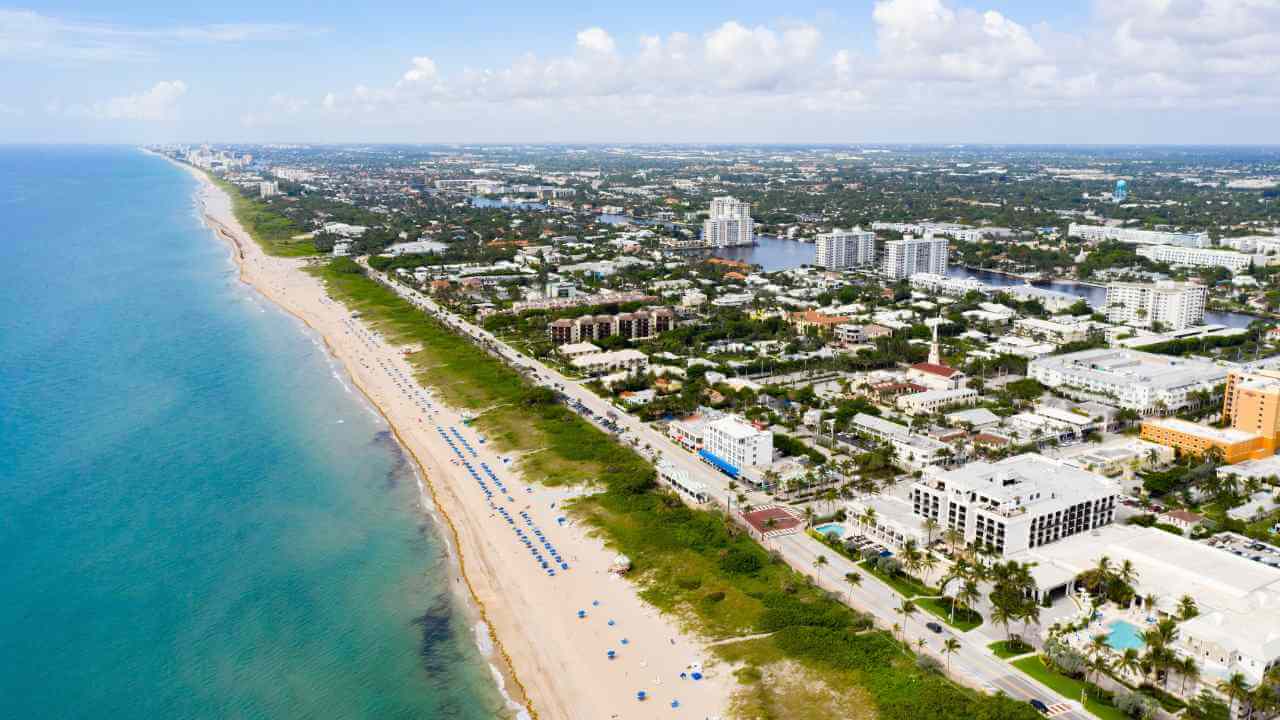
left=1145, top=417, right=1259, bottom=444
left=925, top=454, right=1118, bottom=514
left=1010, top=524, right=1280, bottom=615
left=707, top=416, right=765, bottom=439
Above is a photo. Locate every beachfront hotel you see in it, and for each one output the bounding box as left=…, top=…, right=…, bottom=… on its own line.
left=909, top=454, right=1120, bottom=557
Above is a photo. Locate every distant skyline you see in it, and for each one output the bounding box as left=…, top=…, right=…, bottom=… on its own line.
left=5, top=1, right=1280, bottom=145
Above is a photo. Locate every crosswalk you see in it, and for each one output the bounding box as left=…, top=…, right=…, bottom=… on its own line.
left=1044, top=702, right=1073, bottom=717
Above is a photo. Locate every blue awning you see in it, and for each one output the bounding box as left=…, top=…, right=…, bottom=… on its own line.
left=698, top=449, right=739, bottom=478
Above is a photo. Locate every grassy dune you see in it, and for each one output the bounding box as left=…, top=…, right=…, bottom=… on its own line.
left=211, top=175, right=319, bottom=258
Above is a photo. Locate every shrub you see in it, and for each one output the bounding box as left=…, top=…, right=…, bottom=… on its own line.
left=718, top=547, right=765, bottom=575
left=1115, top=690, right=1157, bottom=719
left=916, top=655, right=942, bottom=673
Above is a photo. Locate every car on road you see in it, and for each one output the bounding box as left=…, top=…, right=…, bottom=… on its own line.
left=925, top=622, right=943, bottom=634
left=1029, top=699, right=1049, bottom=714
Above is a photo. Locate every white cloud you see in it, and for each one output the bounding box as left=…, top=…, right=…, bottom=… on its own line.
left=76, top=81, right=188, bottom=121
left=0, top=9, right=321, bottom=62
left=576, top=27, right=615, bottom=54
left=402, top=56, right=439, bottom=83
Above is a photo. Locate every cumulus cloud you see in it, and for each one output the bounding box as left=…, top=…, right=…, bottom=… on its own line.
left=576, top=27, right=615, bottom=54
left=313, top=0, right=1280, bottom=129
left=72, top=81, right=188, bottom=121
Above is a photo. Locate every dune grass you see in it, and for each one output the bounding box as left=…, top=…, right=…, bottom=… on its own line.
left=210, top=175, right=319, bottom=257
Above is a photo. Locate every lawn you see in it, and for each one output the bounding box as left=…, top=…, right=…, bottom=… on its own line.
left=1011, top=656, right=1128, bottom=720
left=915, top=596, right=982, bottom=632
left=988, top=640, right=1034, bottom=659
left=857, top=560, right=940, bottom=599
left=312, top=258, right=1044, bottom=720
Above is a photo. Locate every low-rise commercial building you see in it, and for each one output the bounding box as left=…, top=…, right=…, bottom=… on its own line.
left=1029, top=348, right=1227, bottom=415
left=1068, top=223, right=1210, bottom=248
left=569, top=349, right=649, bottom=376
left=896, top=387, right=979, bottom=416
left=1140, top=417, right=1271, bottom=463
left=1136, top=244, right=1257, bottom=272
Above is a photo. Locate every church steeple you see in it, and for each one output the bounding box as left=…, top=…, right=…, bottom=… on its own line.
left=928, top=316, right=941, bottom=366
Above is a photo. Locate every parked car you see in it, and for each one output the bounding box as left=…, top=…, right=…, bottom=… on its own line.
left=926, top=622, right=943, bottom=634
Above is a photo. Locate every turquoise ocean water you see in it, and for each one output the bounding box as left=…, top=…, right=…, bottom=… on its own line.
left=0, top=147, right=508, bottom=718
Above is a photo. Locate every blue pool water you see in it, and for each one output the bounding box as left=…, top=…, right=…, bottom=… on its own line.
left=1106, top=620, right=1146, bottom=651
left=815, top=523, right=846, bottom=539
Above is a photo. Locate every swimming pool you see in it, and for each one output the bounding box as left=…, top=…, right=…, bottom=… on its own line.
left=815, top=523, right=846, bottom=539
left=1106, top=620, right=1146, bottom=651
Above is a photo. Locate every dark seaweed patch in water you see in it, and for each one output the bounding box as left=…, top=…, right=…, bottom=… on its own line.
left=370, top=430, right=412, bottom=489
left=410, top=593, right=476, bottom=711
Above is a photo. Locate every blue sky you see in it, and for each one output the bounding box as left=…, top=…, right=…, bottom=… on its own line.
left=3, top=1, right=1278, bottom=144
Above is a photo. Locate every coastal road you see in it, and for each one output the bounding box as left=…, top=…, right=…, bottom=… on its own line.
left=361, top=263, right=1089, bottom=718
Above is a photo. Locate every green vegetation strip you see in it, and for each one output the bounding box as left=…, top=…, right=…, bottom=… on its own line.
left=857, top=560, right=940, bottom=599
left=914, top=597, right=982, bottom=632
left=1011, top=656, right=1127, bottom=720
left=987, top=640, right=1033, bottom=659
left=209, top=173, right=320, bottom=257
left=313, top=258, right=1040, bottom=720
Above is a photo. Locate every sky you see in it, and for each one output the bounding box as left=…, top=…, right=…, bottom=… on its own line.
left=4, top=0, right=1280, bottom=144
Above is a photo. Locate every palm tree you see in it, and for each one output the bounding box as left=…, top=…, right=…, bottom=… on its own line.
left=1091, top=555, right=1114, bottom=598
left=921, top=517, right=939, bottom=546
left=860, top=507, right=877, bottom=535
left=845, top=571, right=862, bottom=590
left=814, top=554, right=828, bottom=570
left=1178, top=656, right=1200, bottom=697
left=990, top=601, right=1017, bottom=644
left=1087, top=633, right=1110, bottom=661
left=942, top=637, right=961, bottom=671
left=896, top=599, right=917, bottom=642
left=1218, top=672, right=1251, bottom=717
left=1115, top=648, right=1142, bottom=682
left=1117, top=559, right=1138, bottom=587
left=1086, top=654, right=1111, bottom=689
left=1177, top=594, right=1198, bottom=620
left=943, top=527, right=964, bottom=556
left=956, top=579, right=980, bottom=624
left=919, top=553, right=940, bottom=585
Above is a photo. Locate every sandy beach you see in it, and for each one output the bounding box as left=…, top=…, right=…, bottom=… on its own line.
left=172, top=157, right=733, bottom=720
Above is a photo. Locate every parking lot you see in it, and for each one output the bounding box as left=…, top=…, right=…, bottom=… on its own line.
left=1206, top=531, right=1280, bottom=570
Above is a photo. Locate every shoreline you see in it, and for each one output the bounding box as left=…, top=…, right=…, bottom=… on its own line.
left=159, top=151, right=732, bottom=719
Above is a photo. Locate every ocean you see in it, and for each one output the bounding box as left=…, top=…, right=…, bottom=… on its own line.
left=0, top=147, right=508, bottom=718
